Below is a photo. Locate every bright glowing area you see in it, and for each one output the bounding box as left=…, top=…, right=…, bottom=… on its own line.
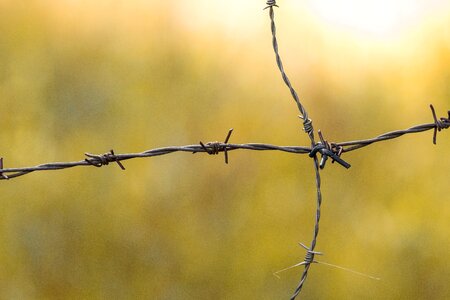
left=306, top=0, right=426, bottom=36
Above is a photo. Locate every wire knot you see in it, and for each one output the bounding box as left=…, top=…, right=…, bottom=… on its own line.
left=198, top=129, right=234, bottom=164
left=264, top=0, right=279, bottom=10
left=299, top=243, right=322, bottom=265
left=309, top=130, right=351, bottom=169
left=430, top=104, right=450, bottom=145
left=85, top=150, right=126, bottom=170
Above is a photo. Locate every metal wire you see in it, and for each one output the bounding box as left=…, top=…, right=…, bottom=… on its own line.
left=0, top=134, right=311, bottom=180
left=337, top=106, right=450, bottom=152
left=0, top=110, right=448, bottom=176
left=266, top=2, right=323, bottom=298
left=267, top=4, right=315, bottom=142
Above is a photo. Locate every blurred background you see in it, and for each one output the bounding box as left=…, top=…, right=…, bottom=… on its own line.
left=0, top=0, right=449, bottom=299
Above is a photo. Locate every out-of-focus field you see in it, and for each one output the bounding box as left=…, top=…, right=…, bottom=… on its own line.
left=0, top=1, right=449, bottom=299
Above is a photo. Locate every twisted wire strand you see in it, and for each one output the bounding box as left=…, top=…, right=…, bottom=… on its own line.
left=266, top=3, right=323, bottom=298
left=0, top=142, right=311, bottom=180
left=338, top=107, right=450, bottom=152
left=289, top=154, right=322, bottom=299
left=267, top=4, right=315, bottom=142
left=339, top=124, right=437, bottom=152
left=0, top=109, right=448, bottom=180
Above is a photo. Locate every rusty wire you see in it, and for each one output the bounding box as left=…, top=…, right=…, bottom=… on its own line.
left=0, top=1, right=449, bottom=299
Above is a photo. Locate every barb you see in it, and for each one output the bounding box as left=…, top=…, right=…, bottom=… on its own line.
left=274, top=243, right=321, bottom=280
left=274, top=243, right=380, bottom=281
left=430, top=104, right=450, bottom=144
left=85, top=149, right=126, bottom=170
left=197, top=129, right=234, bottom=164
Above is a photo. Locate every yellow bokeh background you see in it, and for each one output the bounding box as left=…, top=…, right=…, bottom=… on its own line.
left=1, top=1, right=449, bottom=299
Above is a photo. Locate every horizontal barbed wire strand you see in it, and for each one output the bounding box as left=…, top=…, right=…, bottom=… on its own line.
left=338, top=121, right=449, bottom=152
left=0, top=113, right=449, bottom=180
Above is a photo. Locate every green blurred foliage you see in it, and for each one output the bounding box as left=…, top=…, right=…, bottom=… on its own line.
left=0, top=1, right=449, bottom=299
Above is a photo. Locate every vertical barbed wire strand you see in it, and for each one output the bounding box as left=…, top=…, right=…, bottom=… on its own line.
left=289, top=156, right=322, bottom=300
left=266, top=2, right=323, bottom=298
left=266, top=3, right=315, bottom=142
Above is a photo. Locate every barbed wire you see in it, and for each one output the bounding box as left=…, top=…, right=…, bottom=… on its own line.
left=265, top=1, right=322, bottom=297
left=1, top=108, right=448, bottom=179
left=0, top=1, right=449, bottom=299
